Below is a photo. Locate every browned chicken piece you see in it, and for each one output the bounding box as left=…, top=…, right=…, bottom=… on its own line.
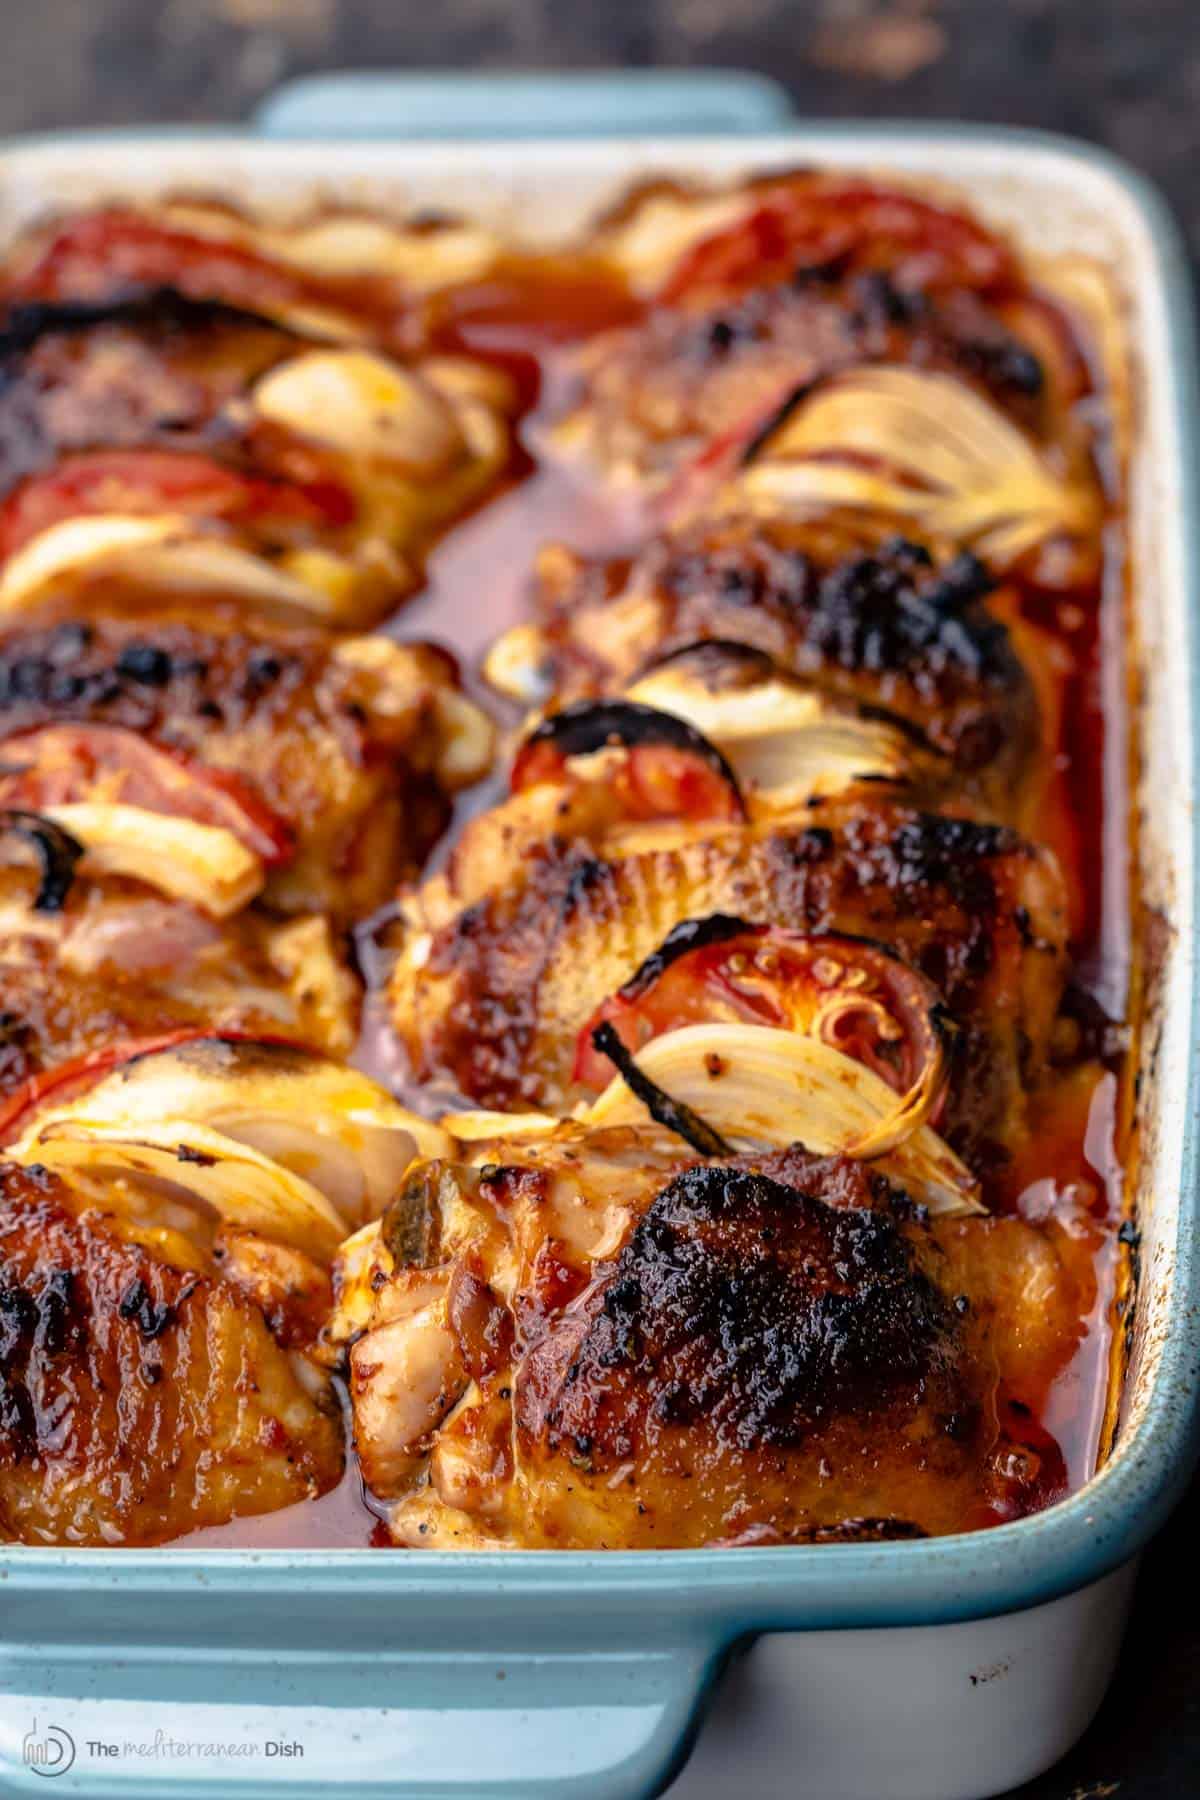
left=553, top=174, right=1099, bottom=532
left=0, top=859, right=360, bottom=1127
left=0, top=1160, right=342, bottom=1545
left=335, top=1135, right=1091, bottom=1548
left=0, top=605, right=493, bottom=920
left=389, top=783, right=1068, bottom=1171
left=0, top=290, right=514, bottom=627
left=490, top=525, right=1038, bottom=806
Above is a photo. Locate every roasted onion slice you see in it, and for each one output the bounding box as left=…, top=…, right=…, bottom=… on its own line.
left=623, top=644, right=945, bottom=809
left=573, top=918, right=953, bottom=1160
left=724, top=367, right=1100, bottom=566
left=10, top=1037, right=451, bottom=1231
left=11, top=1117, right=348, bottom=1261
left=577, top=1021, right=980, bottom=1216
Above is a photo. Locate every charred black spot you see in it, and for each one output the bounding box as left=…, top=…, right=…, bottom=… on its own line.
left=559, top=856, right=612, bottom=916
left=0, top=287, right=289, bottom=359
left=0, top=809, right=85, bottom=911
left=959, top=333, right=1044, bottom=398
left=118, top=1276, right=177, bottom=1340
left=804, top=543, right=1004, bottom=684
left=790, top=253, right=853, bottom=289
left=115, top=643, right=173, bottom=687
left=241, top=650, right=287, bottom=698
left=34, top=1268, right=78, bottom=1357
left=786, top=826, right=835, bottom=865
left=0, top=1284, right=38, bottom=1360
left=851, top=271, right=921, bottom=328
left=879, top=814, right=1014, bottom=915
left=550, top=1166, right=958, bottom=1458
left=174, top=1144, right=217, bottom=1167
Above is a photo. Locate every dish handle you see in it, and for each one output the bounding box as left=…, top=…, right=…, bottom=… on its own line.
left=0, top=1625, right=727, bottom=1798
left=253, top=70, right=795, bottom=139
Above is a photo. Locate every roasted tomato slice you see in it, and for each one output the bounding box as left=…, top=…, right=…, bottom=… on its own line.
left=659, top=180, right=1017, bottom=305
left=0, top=450, right=355, bottom=559
left=510, top=700, right=744, bottom=825
left=573, top=915, right=951, bottom=1104
left=10, top=208, right=337, bottom=319
left=0, top=723, right=293, bottom=865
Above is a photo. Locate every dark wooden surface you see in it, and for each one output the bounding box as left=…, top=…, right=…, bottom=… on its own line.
left=0, top=4, right=1196, bottom=1797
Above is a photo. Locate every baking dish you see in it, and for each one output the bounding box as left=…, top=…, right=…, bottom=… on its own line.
left=0, top=76, right=1198, bottom=1800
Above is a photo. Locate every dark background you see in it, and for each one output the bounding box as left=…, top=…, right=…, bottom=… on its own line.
left=1, top=2, right=1196, bottom=1796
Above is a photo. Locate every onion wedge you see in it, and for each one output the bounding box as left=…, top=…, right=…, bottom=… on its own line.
left=578, top=1022, right=982, bottom=1216
left=731, top=367, right=1100, bottom=564
left=12, top=1117, right=348, bottom=1260
left=14, top=1039, right=452, bottom=1231
left=38, top=802, right=264, bottom=918
left=0, top=512, right=365, bottom=625
left=624, top=653, right=934, bottom=808
left=252, top=351, right=469, bottom=473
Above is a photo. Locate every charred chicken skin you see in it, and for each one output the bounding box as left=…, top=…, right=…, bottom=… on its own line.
left=334, top=1136, right=1093, bottom=1548
left=0, top=1159, right=342, bottom=1545
left=552, top=176, right=1100, bottom=541
left=388, top=711, right=1068, bottom=1172
left=492, top=524, right=1039, bottom=807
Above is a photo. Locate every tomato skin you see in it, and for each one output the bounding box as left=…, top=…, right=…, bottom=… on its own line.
left=659, top=181, right=1016, bottom=305
left=0, top=450, right=355, bottom=560
left=573, top=923, right=946, bottom=1097
left=13, top=209, right=321, bottom=315
left=0, top=723, right=294, bottom=866
left=510, top=740, right=743, bottom=826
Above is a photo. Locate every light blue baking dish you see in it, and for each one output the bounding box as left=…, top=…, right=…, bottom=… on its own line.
left=0, top=75, right=1198, bottom=1800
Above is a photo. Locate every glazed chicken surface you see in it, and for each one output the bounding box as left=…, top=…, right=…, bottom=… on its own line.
left=334, top=1132, right=1094, bottom=1548
left=0, top=170, right=1129, bottom=1548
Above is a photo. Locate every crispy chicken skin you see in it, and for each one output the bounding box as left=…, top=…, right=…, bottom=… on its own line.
left=0, top=1161, right=341, bottom=1545
left=389, top=799, right=1067, bottom=1166
left=0, top=607, right=492, bottom=918
left=340, top=1138, right=1089, bottom=1548
left=505, top=524, right=1039, bottom=819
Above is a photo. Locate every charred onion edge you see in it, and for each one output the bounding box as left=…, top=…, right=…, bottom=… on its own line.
left=0, top=806, right=84, bottom=911
left=738, top=378, right=819, bottom=466
left=617, top=911, right=755, bottom=1000
left=0, top=1028, right=313, bottom=1149
left=511, top=699, right=746, bottom=816
left=589, top=1019, right=733, bottom=1158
